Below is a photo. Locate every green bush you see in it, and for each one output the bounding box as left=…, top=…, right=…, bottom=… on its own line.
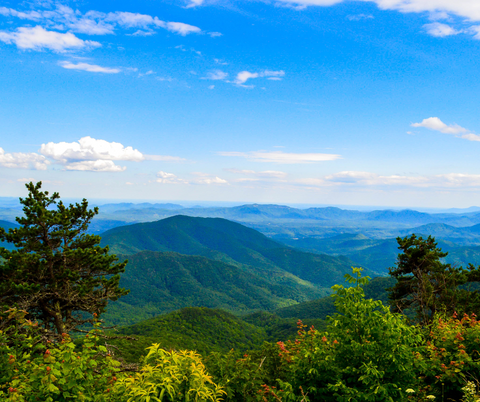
left=264, top=269, right=424, bottom=402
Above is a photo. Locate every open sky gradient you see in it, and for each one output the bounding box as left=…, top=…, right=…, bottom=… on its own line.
left=1, top=0, right=480, bottom=208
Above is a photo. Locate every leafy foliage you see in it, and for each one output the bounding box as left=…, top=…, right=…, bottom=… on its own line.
left=421, top=312, right=480, bottom=401
left=0, top=182, right=129, bottom=338
left=0, top=309, right=121, bottom=402
left=112, top=344, right=225, bottom=402
left=266, top=269, right=423, bottom=402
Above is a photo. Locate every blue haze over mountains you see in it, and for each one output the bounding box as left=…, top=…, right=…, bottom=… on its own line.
left=4, top=200, right=480, bottom=273
left=4, top=200, right=480, bottom=327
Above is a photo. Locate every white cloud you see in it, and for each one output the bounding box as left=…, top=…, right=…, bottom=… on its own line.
left=324, top=171, right=428, bottom=186
left=424, top=22, right=459, bottom=37
left=225, top=168, right=288, bottom=179
left=0, top=5, right=207, bottom=40
left=412, top=117, right=468, bottom=134
left=166, top=22, right=202, bottom=36
left=65, top=160, right=126, bottom=172
left=40, top=136, right=144, bottom=164
left=347, top=14, right=374, bottom=20
left=186, top=0, right=205, bottom=8
left=0, top=148, right=50, bottom=170
left=437, top=173, right=480, bottom=186
left=107, top=11, right=157, bottom=28
left=59, top=61, right=120, bottom=73
left=0, top=7, right=42, bottom=20
left=275, top=0, right=480, bottom=22
left=234, top=70, right=285, bottom=85
left=469, top=26, right=480, bottom=39
left=0, top=26, right=101, bottom=52
left=411, top=117, right=480, bottom=141
left=144, top=155, right=186, bottom=162
left=219, top=150, right=341, bottom=164
left=234, top=71, right=259, bottom=85
left=204, top=70, right=228, bottom=80
left=156, top=171, right=188, bottom=184
left=192, top=176, right=228, bottom=185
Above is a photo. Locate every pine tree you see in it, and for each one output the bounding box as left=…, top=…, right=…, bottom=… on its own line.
left=388, top=234, right=480, bottom=325
left=0, top=182, right=129, bottom=339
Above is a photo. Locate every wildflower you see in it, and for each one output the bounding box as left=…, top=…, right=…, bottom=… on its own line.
left=405, top=389, right=415, bottom=394
left=426, top=395, right=436, bottom=400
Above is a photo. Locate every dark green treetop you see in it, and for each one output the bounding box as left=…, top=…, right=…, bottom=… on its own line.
left=388, top=234, right=480, bottom=325
left=0, top=182, right=129, bottom=339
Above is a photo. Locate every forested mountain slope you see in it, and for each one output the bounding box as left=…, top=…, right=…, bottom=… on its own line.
left=105, top=250, right=327, bottom=326
left=101, top=215, right=370, bottom=287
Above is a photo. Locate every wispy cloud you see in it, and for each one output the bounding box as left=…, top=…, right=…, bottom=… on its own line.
left=225, top=168, right=288, bottom=181
left=219, top=150, right=341, bottom=164
left=411, top=117, right=480, bottom=141
left=347, top=14, right=374, bottom=21
left=424, top=22, right=459, bottom=37
left=274, top=0, right=480, bottom=22
left=234, top=70, right=285, bottom=85
left=0, top=26, right=100, bottom=52
left=191, top=172, right=228, bottom=185
left=204, top=70, right=229, bottom=80
left=0, top=4, right=210, bottom=43
left=59, top=61, right=120, bottom=73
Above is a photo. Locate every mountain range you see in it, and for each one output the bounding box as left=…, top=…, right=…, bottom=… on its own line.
left=100, top=215, right=368, bottom=325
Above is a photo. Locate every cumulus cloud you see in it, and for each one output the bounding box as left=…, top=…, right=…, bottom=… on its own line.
left=219, top=150, right=341, bottom=164
left=40, top=136, right=144, bottom=164
left=156, top=171, right=188, bottom=184
left=38, top=136, right=146, bottom=171
left=235, top=71, right=259, bottom=85
left=0, top=26, right=101, bottom=52
left=0, top=148, right=50, bottom=170
left=59, top=61, right=120, bottom=73
left=424, top=22, right=459, bottom=37
left=411, top=117, right=480, bottom=141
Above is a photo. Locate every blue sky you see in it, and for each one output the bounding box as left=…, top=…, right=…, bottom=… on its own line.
left=1, top=0, right=480, bottom=208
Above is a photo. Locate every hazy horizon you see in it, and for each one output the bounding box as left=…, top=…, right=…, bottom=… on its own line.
left=2, top=0, right=480, bottom=208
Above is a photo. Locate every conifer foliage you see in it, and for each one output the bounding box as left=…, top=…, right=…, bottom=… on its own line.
left=388, top=234, right=480, bottom=325
left=0, top=182, right=129, bottom=339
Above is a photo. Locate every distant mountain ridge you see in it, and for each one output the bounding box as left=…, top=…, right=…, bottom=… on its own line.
left=95, top=203, right=480, bottom=228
